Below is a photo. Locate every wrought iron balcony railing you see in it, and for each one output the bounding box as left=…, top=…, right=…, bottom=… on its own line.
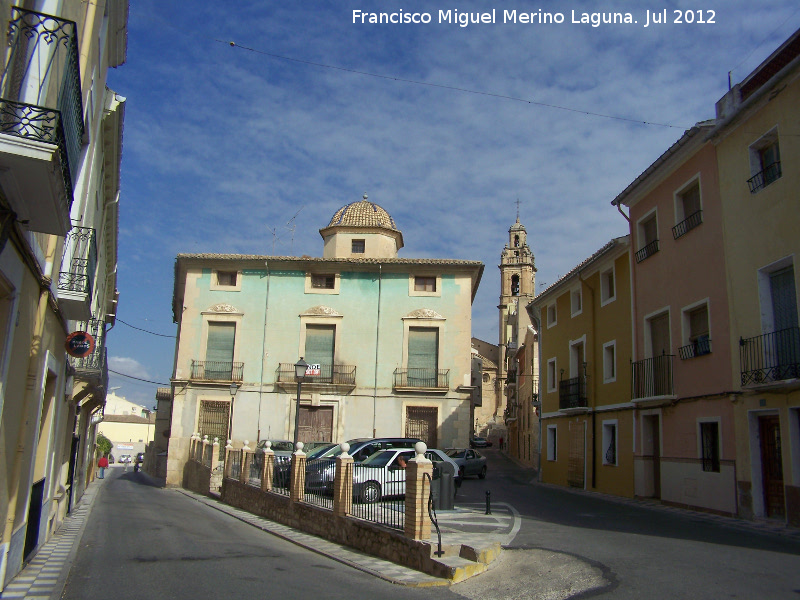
left=394, top=368, right=449, bottom=390
left=635, top=239, right=659, bottom=263
left=190, top=360, right=244, bottom=382
left=747, top=161, right=782, bottom=193
left=276, top=363, right=356, bottom=386
left=631, top=353, right=674, bottom=399
left=70, top=318, right=106, bottom=382
left=0, top=8, right=85, bottom=204
left=740, top=326, right=800, bottom=386
left=58, top=226, right=97, bottom=294
left=559, top=376, right=587, bottom=410
left=672, top=210, right=703, bottom=239
left=678, top=336, right=711, bottom=360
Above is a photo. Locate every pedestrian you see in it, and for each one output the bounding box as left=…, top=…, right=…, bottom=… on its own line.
left=97, top=455, right=109, bottom=479
left=499, top=436, right=504, bottom=450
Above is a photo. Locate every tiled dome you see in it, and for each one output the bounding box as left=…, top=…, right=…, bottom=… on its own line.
left=328, top=194, right=398, bottom=231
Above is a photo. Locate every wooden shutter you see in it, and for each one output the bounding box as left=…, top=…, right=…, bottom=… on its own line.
left=206, top=322, right=235, bottom=363
left=408, top=328, right=438, bottom=371
left=649, top=313, right=670, bottom=356
left=771, top=266, right=798, bottom=331
left=305, top=325, right=335, bottom=366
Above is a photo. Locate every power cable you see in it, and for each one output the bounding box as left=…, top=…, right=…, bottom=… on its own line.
left=109, top=368, right=170, bottom=386
left=118, top=318, right=176, bottom=338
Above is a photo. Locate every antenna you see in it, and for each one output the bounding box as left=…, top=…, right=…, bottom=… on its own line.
left=284, top=206, right=305, bottom=255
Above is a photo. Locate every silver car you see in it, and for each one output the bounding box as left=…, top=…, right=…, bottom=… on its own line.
left=353, top=449, right=416, bottom=503
left=445, top=448, right=487, bottom=479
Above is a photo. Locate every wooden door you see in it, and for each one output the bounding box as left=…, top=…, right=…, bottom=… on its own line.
left=759, top=415, right=784, bottom=518
left=298, top=406, right=333, bottom=443
left=567, top=420, right=585, bottom=488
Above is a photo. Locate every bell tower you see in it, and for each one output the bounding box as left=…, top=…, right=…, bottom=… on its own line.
left=498, top=213, right=536, bottom=383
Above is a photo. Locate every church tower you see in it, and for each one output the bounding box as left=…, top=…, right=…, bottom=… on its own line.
left=498, top=216, right=536, bottom=384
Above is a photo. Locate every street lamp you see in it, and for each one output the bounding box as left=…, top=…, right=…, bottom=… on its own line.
left=293, top=357, right=308, bottom=446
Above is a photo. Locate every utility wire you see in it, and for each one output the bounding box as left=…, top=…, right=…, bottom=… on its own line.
left=118, top=318, right=176, bottom=338
left=219, top=39, right=689, bottom=130
left=109, top=368, right=170, bottom=386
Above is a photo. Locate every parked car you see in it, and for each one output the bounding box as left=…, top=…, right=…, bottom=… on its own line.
left=469, top=436, right=492, bottom=448
left=353, top=448, right=417, bottom=503
left=445, top=448, right=487, bottom=479
left=119, top=454, right=132, bottom=463
left=256, top=440, right=295, bottom=457
left=305, top=438, right=421, bottom=493
left=424, top=448, right=462, bottom=488
left=135, top=452, right=144, bottom=464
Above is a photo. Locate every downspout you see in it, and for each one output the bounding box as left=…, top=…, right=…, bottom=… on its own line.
left=373, top=264, right=382, bottom=438
left=2, top=236, right=57, bottom=584
left=530, top=312, right=543, bottom=483
left=580, top=269, right=598, bottom=489
left=257, top=260, right=271, bottom=443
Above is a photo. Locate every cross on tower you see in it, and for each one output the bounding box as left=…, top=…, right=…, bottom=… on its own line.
left=516, top=198, right=521, bottom=221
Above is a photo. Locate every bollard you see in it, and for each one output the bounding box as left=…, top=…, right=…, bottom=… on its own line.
left=485, top=490, right=492, bottom=515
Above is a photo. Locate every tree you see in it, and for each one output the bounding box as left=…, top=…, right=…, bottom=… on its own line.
left=96, top=433, right=112, bottom=457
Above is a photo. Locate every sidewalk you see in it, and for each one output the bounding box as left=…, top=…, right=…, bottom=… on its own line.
left=0, top=477, right=105, bottom=600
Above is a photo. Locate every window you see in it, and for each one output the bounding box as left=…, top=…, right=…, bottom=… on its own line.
left=414, top=276, right=436, bottom=292
left=205, top=322, right=236, bottom=379
left=680, top=302, right=710, bottom=359
left=408, top=327, right=439, bottom=386
left=511, top=274, right=520, bottom=296
left=571, top=288, right=582, bottom=317
left=546, top=303, right=557, bottom=328
left=547, top=358, right=557, bottom=393
left=311, top=274, right=335, bottom=289
left=700, top=421, right=720, bottom=472
left=636, top=212, right=659, bottom=262
left=304, top=324, right=335, bottom=369
left=603, top=341, right=616, bottom=383
left=602, top=421, right=618, bottom=466
left=352, top=239, right=365, bottom=254
left=600, top=266, right=616, bottom=305
left=216, top=271, right=237, bottom=286
left=546, top=425, right=557, bottom=461
left=748, top=129, right=781, bottom=193
left=211, top=270, right=241, bottom=291
left=673, top=180, right=703, bottom=239
left=198, top=399, right=231, bottom=443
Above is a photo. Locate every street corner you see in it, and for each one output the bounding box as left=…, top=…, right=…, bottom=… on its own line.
left=437, top=502, right=521, bottom=548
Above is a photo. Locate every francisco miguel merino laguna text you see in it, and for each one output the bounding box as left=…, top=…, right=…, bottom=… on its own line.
left=352, top=9, right=717, bottom=27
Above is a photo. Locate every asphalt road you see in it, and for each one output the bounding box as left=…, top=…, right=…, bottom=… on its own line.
left=454, top=448, right=800, bottom=599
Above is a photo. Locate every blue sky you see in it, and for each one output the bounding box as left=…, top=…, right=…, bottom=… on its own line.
left=104, top=0, right=800, bottom=407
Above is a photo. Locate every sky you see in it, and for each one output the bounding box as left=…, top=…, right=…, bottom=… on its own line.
left=104, top=0, right=800, bottom=408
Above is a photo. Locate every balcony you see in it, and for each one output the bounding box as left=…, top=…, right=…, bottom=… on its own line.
left=0, top=8, right=84, bottom=237
left=394, top=368, right=449, bottom=392
left=635, top=239, right=659, bottom=263
left=276, top=363, right=356, bottom=392
left=70, top=318, right=108, bottom=398
left=190, top=360, right=244, bottom=382
left=672, top=210, right=703, bottom=239
left=559, top=376, right=588, bottom=413
left=740, top=326, right=800, bottom=387
left=678, top=336, right=711, bottom=360
left=631, top=353, right=674, bottom=401
left=747, top=161, right=781, bottom=193
left=58, top=227, right=96, bottom=320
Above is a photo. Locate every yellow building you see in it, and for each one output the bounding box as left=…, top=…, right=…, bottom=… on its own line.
left=0, top=1, right=127, bottom=588
left=709, top=29, right=800, bottom=526
left=529, top=237, right=634, bottom=497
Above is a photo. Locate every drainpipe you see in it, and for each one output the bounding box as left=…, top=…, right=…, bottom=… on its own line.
left=579, top=269, right=598, bottom=490
left=257, top=260, right=271, bottom=443
left=373, top=264, right=382, bottom=438
left=1, top=237, right=57, bottom=585
left=529, top=312, right=543, bottom=482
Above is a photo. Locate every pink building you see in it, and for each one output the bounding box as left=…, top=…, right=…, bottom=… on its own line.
left=613, top=123, right=737, bottom=515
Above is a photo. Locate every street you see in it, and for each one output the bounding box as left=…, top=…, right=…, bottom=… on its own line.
left=58, top=454, right=800, bottom=599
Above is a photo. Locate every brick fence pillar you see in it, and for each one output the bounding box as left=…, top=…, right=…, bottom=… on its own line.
left=404, top=442, right=432, bottom=540
left=290, top=442, right=306, bottom=502
left=333, top=443, right=353, bottom=517
left=240, top=441, right=252, bottom=484
left=261, top=442, right=274, bottom=493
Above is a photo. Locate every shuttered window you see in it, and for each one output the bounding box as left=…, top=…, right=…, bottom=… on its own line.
left=771, top=266, right=798, bottom=331
left=206, top=322, right=235, bottom=363
left=408, top=328, right=438, bottom=371
left=305, top=325, right=335, bottom=366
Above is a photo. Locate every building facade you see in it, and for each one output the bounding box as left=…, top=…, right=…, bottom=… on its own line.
left=530, top=237, right=634, bottom=497
left=166, top=197, right=483, bottom=487
left=0, top=0, right=127, bottom=588
left=709, top=30, right=800, bottom=525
